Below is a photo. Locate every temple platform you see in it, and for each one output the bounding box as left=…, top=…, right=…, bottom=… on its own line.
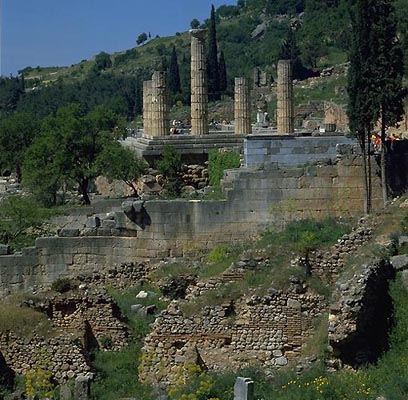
left=122, top=132, right=245, bottom=164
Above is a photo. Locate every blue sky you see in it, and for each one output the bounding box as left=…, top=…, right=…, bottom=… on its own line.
left=2, top=0, right=237, bottom=76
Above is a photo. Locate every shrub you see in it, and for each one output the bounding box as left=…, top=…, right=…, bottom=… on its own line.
left=208, top=149, right=240, bottom=192
left=51, top=277, right=74, bottom=293
left=100, top=335, right=113, bottom=350
left=207, top=244, right=230, bottom=264
left=25, top=367, right=56, bottom=399
left=0, top=195, right=56, bottom=251
left=156, top=145, right=183, bottom=197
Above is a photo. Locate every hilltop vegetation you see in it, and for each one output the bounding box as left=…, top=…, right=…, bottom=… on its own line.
left=0, top=0, right=407, bottom=122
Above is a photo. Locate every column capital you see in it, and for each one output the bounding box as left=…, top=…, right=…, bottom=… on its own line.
left=189, top=29, right=207, bottom=39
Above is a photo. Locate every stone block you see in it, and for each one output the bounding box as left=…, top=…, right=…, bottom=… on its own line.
left=401, top=270, right=408, bottom=290
left=391, top=255, right=408, bottom=271
left=86, top=216, right=101, bottom=228
left=399, top=236, right=408, bottom=246
left=276, top=356, right=288, bottom=366
left=74, top=375, right=90, bottom=400
left=60, top=383, right=73, bottom=400
left=59, top=228, right=80, bottom=238
left=234, top=377, right=254, bottom=400
left=0, top=245, right=10, bottom=255
left=101, top=219, right=116, bottom=229
left=21, top=247, right=38, bottom=256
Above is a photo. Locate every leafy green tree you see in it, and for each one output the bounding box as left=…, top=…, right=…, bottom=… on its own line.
left=169, top=46, right=181, bottom=95
left=96, top=142, right=148, bottom=196
left=190, top=18, right=200, bottom=29
left=94, top=52, right=112, bottom=72
left=24, top=104, right=121, bottom=205
left=0, top=195, right=54, bottom=249
left=0, top=76, right=24, bottom=115
left=136, top=33, right=148, bottom=45
left=0, top=112, right=40, bottom=181
left=156, top=146, right=183, bottom=197
left=217, top=5, right=240, bottom=19
left=23, top=131, right=65, bottom=206
left=207, top=5, right=221, bottom=101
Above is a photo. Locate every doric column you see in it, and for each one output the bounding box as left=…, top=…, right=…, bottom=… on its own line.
left=190, top=29, right=208, bottom=136
left=277, top=60, right=294, bottom=135
left=143, top=80, right=152, bottom=138
left=150, top=71, right=170, bottom=137
left=234, top=77, right=252, bottom=135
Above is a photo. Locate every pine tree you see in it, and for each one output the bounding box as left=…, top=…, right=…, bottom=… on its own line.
left=218, top=51, right=227, bottom=93
left=169, top=46, right=181, bottom=94
left=207, top=5, right=220, bottom=101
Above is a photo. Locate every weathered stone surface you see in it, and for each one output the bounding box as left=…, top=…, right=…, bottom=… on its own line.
left=0, top=245, right=10, bottom=255
left=401, top=270, right=408, bottom=290
left=277, top=60, right=294, bottom=134
left=399, top=235, right=408, bottom=246
left=59, top=228, right=80, bottom=238
left=190, top=29, right=208, bottom=135
left=234, top=377, right=254, bottom=400
left=74, top=375, right=91, bottom=400
left=390, top=255, right=408, bottom=271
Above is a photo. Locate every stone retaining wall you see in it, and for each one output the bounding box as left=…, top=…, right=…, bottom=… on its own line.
left=244, top=135, right=357, bottom=168
left=0, top=333, right=91, bottom=382
left=0, top=150, right=383, bottom=297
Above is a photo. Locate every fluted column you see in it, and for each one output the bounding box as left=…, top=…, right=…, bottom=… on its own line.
left=150, top=71, right=170, bottom=137
left=277, top=60, right=294, bottom=135
left=143, top=80, right=152, bottom=137
left=190, top=29, right=208, bottom=136
left=234, top=77, right=252, bottom=135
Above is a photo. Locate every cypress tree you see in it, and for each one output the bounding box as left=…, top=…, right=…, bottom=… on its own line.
left=218, top=50, right=227, bottom=93
left=279, top=27, right=306, bottom=79
left=169, top=46, right=181, bottom=94
left=348, top=0, right=404, bottom=210
left=348, top=0, right=375, bottom=213
left=207, top=5, right=220, bottom=101
left=371, top=0, right=404, bottom=205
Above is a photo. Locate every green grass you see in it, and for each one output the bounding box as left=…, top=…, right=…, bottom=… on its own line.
left=0, top=296, right=53, bottom=338
left=179, top=218, right=347, bottom=315
left=90, top=284, right=168, bottom=399
left=294, top=75, right=348, bottom=106
left=90, top=344, right=153, bottom=400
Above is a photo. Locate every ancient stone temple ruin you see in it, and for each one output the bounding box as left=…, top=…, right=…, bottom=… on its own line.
left=150, top=71, right=170, bottom=137
left=277, top=60, right=294, bottom=135
left=190, top=29, right=209, bottom=136
left=142, top=72, right=170, bottom=138
left=142, top=80, right=152, bottom=137
left=234, top=77, right=252, bottom=135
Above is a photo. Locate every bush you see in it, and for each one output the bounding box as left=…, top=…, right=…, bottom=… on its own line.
left=156, top=145, right=183, bottom=197
left=100, top=335, right=113, bottom=350
left=51, top=277, right=74, bottom=293
left=208, top=149, right=240, bottom=192
left=0, top=195, right=56, bottom=251
left=207, top=244, right=230, bottom=264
